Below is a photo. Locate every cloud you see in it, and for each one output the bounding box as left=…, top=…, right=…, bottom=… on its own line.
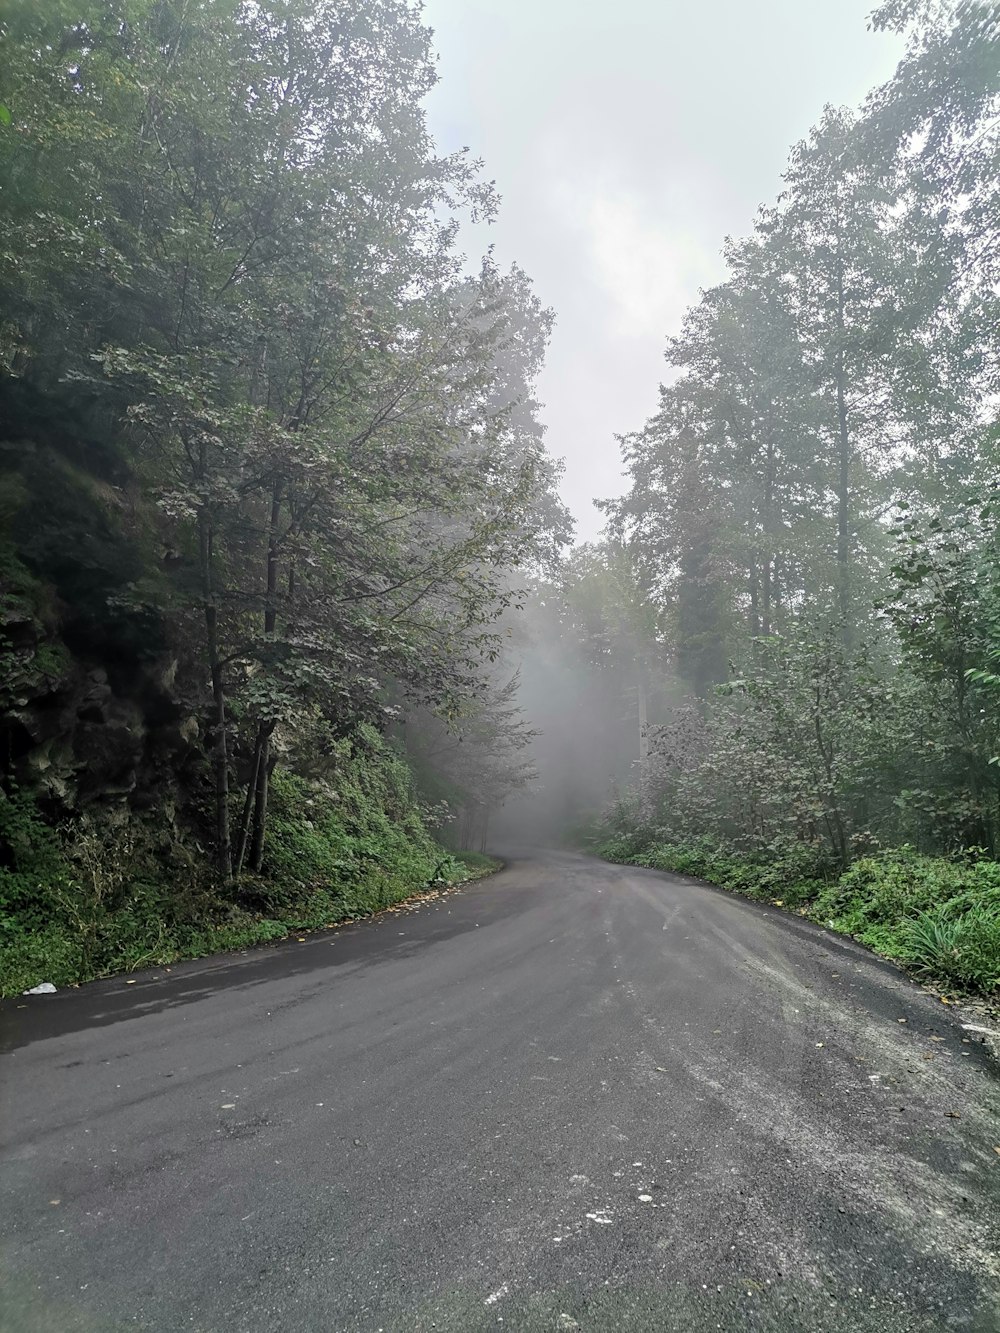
left=578, top=191, right=720, bottom=341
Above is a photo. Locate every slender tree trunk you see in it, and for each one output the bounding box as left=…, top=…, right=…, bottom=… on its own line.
left=637, top=667, right=648, bottom=769
left=200, top=513, right=232, bottom=885
left=248, top=727, right=274, bottom=873
left=234, top=732, right=265, bottom=877
left=772, top=552, right=781, bottom=622
left=814, top=684, right=848, bottom=867
left=246, top=480, right=283, bottom=873
left=835, top=270, right=852, bottom=649
left=762, top=435, right=776, bottom=637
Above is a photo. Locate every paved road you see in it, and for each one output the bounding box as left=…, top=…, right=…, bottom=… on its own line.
left=2, top=851, right=999, bottom=1332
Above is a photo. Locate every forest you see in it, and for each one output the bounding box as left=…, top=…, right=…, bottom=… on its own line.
left=2, top=0, right=1000, bottom=1001
left=562, top=0, right=1000, bottom=998
left=0, top=0, right=568, bottom=994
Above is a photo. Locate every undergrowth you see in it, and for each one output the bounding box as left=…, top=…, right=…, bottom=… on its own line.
left=0, top=736, right=499, bottom=997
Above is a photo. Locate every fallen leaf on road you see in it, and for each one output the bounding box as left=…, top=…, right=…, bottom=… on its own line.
left=945, top=1111, right=961, bottom=1119
left=221, top=1104, right=236, bottom=1110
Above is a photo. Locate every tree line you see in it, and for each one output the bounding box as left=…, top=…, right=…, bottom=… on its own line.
left=1, top=0, right=566, bottom=859
left=0, top=0, right=565, bottom=990
left=590, top=0, right=1000, bottom=873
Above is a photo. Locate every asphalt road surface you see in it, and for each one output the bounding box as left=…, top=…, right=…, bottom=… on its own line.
left=2, top=851, right=999, bottom=1332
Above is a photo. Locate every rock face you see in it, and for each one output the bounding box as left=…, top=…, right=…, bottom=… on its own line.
left=4, top=620, right=201, bottom=817
left=1, top=410, right=206, bottom=824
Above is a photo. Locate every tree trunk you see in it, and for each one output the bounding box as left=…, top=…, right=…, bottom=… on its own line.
left=200, top=514, right=232, bottom=885
left=762, top=435, right=776, bottom=637
left=246, top=480, right=283, bottom=874
left=637, top=667, right=648, bottom=769
left=835, top=269, right=852, bottom=649
left=234, top=731, right=265, bottom=877
left=248, top=728, right=274, bottom=873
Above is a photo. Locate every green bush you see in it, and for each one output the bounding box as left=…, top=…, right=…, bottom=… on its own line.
left=261, top=730, right=443, bottom=918
left=899, top=904, right=1000, bottom=992
left=0, top=787, right=71, bottom=931
left=810, top=848, right=966, bottom=930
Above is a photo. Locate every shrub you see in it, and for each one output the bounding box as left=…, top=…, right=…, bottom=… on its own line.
left=899, top=904, right=1000, bottom=992
left=810, top=848, right=967, bottom=931
left=0, top=726, right=466, bottom=995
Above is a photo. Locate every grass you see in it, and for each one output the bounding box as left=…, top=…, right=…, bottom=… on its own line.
left=0, top=731, right=504, bottom=998
left=0, top=841, right=500, bottom=999
left=449, top=849, right=503, bottom=877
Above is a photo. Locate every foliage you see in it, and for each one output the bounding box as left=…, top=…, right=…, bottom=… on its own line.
left=0, top=0, right=565, bottom=901
left=0, top=0, right=561, bottom=974
left=899, top=903, right=1000, bottom=991
left=569, top=2, right=1000, bottom=1005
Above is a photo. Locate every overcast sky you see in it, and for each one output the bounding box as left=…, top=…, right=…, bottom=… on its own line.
left=421, top=0, right=906, bottom=541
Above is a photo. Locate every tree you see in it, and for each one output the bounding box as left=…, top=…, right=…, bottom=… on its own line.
left=0, top=0, right=567, bottom=881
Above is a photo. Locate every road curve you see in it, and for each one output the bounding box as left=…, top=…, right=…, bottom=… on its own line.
left=2, top=850, right=999, bottom=1332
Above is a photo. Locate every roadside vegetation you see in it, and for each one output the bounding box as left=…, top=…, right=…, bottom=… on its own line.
left=0, top=726, right=502, bottom=997
left=502, top=3, right=1000, bottom=1002
left=0, top=1, right=556, bottom=996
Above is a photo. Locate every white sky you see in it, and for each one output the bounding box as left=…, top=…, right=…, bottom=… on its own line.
left=421, top=0, right=906, bottom=540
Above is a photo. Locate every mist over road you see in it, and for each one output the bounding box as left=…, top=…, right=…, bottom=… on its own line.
left=2, top=852, right=998, bottom=1332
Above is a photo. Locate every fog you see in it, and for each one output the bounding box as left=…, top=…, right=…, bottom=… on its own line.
left=489, top=606, right=640, bottom=846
